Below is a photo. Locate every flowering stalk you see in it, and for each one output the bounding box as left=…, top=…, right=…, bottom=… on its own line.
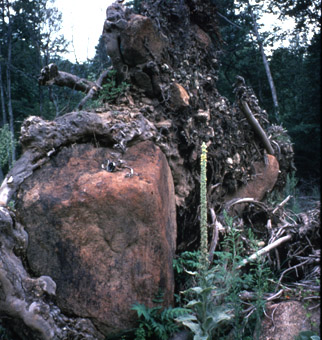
left=200, top=142, right=209, bottom=270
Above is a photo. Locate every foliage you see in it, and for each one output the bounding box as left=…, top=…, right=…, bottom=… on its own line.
left=175, top=145, right=234, bottom=340
left=216, top=0, right=320, bottom=183
left=131, top=292, right=189, bottom=340
left=175, top=153, right=275, bottom=339
left=269, top=33, right=320, bottom=181
left=175, top=266, right=234, bottom=339
left=268, top=0, right=321, bottom=37
left=0, top=124, right=16, bottom=170
left=0, top=324, right=13, bottom=340
left=86, top=70, right=129, bottom=109
left=99, top=71, right=129, bottom=103
left=283, top=172, right=300, bottom=212
left=173, top=251, right=201, bottom=276
left=125, top=0, right=143, bottom=14
left=267, top=171, right=303, bottom=213
left=0, top=0, right=69, bottom=171
left=295, top=331, right=320, bottom=340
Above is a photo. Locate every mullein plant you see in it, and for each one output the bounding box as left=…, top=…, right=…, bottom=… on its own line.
left=176, top=143, right=233, bottom=340
left=200, top=142, right=209, bottom=272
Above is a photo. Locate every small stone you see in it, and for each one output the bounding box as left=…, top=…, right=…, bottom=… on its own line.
left=233, top=153, right=240, bottom=164
left=168, top=83, right=190, bottom=111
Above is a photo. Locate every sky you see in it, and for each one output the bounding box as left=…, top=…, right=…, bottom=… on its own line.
left=53, top=0, right=115, bottom=62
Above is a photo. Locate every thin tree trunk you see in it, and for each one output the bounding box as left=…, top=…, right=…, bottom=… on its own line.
left=250, top=6, right=280, bottom=123
left=5, top=0, right=16, bottom=164
left=0, top=3, right=7, bottom=127
left=0, top=49, right=7, bottom=126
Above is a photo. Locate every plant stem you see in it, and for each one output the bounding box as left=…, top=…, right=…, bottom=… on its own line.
left=200, top=142, right=209, bottom=271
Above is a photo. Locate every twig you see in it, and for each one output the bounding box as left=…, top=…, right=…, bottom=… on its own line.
left=274, top=248, right=281, bottom=271
left=308, top=303, right=320, bottom=310
left=224, top=197, right=267, bottom=212
left=217, top=12, right=241, bottom=29
left=240, top=100, right=275, bottom=155
left=77, top=69, right=110, bottom=110
left=272, top=195, right=292, bottom=214
left=267, top=289, right=283, bottom=301
left=237, top=234, right=292, bottom=269
left=278, top=259, right=310, bottom=285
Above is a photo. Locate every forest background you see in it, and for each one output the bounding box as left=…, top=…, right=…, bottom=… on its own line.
left=0, top=0, right=320, bottom=197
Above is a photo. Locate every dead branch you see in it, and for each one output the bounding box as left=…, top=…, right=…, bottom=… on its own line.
left=77, top=69, right=110, bottom=110
left=237, top=234, right=292, bottom=269
left=278, top=258, right=311, bottom=285
left=224, top=197, right=267, bottom=212
left=38, top=64, right=112, bottom=110
left=272, top=195, right=292, bottom=214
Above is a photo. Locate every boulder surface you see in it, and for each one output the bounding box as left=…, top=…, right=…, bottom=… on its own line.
left=16, top=140, right=176, bottom=335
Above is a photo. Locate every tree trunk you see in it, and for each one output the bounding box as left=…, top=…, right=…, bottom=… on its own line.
left=0, top=48, right=7, bottom=126
left=5, top=0, right=16, bottom=164
left=250, top=5, right=280, bottom=123
left=0, top=4, right=7, bottom=127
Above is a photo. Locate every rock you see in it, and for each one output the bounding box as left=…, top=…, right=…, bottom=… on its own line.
left=259, top=301, right=320, bottom=340
left=121, top=14, right=165, bottom=67
left=169, top=83, right=190, bottom=111
left=133, top=69, right=154, bottom=96
left=16, top=141, right=176, bottom=335
left=193, top=25, right=211, bottom=49
left=225, top=154, right=279, bottom=213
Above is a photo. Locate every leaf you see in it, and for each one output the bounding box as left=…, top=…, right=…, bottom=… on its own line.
left=186, top=286, right=216, bottom=296
left=175, top=314, right=198, bottom=322
left=194, top=335, right=208, bottom=340
left=186, top=300, right=203, bottom=308
left=179, top=320, right=202, bottom=336
left=161, top=307, right=190, bottom=320
left=185, top=300, right=203, bottom=315
left=131, top=303, right=151, bottom=321
left=205, top=306, right=233, bottom=332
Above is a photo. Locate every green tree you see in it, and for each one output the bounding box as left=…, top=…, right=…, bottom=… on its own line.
left=216, top=0, right=320, bottom=183
left=0, top=0, right=68, bottom=175
left=270, top=33, right=320, bottom=181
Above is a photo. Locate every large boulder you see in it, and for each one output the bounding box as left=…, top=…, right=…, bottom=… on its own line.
left=16, top=140, right=176, bottom=335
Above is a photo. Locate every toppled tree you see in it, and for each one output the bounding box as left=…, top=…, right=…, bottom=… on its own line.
left=0, top=1, right=317, bottom=340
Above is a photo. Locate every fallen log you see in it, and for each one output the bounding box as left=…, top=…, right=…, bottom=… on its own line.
left=38, top=63, right=96, bottom=93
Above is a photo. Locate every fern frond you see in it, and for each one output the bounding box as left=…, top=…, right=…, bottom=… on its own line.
left=131, top=303, right=151, bottom=321
left=161, top=307, right=190, bottom=320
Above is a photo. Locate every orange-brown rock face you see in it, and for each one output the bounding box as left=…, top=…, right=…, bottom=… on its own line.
left=236, top=154, right=279, bottom=200
left=16, top=141, right=176, bottom=335
left=225, top=154, right=280, bottom=213
left=121, top=14, right=165, bottom=67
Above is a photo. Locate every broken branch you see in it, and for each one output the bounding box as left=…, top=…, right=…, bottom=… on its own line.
left=38, top=63, right=96, bottom=93
left=237, top=234, right=292, bottom=269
